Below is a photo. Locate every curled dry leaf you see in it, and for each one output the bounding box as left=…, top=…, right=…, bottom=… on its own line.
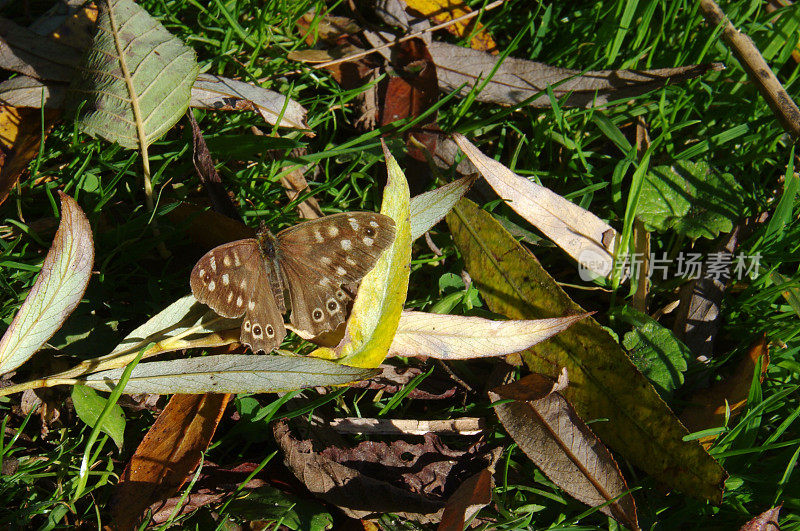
left=681, top=334, right=770, bottom=449
left=454, top=133, right=619, bottom=279
left=447, top=198, right=727, bottom=502
left=112, top=393, right=231, bottom=529
left=389, top=310, right=589, bottom=360
left=274, top=417, right=500, bottom=523
left=0, top=192, right=93, bottom=375
left=74, top=355, right=378, bottom=395
left=490, top=374, right=638, bottom=529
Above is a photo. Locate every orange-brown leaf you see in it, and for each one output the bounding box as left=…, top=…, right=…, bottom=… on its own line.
left=680, top=334, right=770, bottom=448
left=405, top=0, right=498, bottom=53
left=111, top=393, right=230, bottom=529
left=437, top=468, right=494, bottom=530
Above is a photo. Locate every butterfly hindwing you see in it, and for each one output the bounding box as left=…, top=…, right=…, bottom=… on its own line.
left=276, top=213, right=396, bottom=336
left=240, top=265, right=287, bottom=353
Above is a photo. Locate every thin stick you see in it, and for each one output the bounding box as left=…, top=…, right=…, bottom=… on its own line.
left=699, top=0, right=800, bottom=140
left=311, top=0, right=505, bottom=71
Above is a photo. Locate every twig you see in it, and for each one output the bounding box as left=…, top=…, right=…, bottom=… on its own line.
left=699, top=0, right=800, bottom=140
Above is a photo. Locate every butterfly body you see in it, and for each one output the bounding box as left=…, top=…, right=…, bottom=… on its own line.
left=191, top=212, right=396, bottom=353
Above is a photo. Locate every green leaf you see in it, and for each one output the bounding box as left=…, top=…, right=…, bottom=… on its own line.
left=447, top=198, right=727, bottom=502
left=618, top=307, right=692, bottom=399
left=0, top=192, right=94, bottom=375
left=71, top=385, right=126, bottom=450
left=67, top=0, right=199, bottom=149
left=73, top=355, right=377, bottom=394
left=636, top=161, right=744, bottom=240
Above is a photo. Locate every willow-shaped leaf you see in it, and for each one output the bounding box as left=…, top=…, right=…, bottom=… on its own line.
left=68, top=0, right=198, bottom=149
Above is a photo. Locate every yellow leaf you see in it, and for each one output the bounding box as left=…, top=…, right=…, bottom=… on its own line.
left=405, top=0, right=498, bottom=53
left=446, top=198, right=727, bottom=503
left=312, top=142, right=411, bottom=367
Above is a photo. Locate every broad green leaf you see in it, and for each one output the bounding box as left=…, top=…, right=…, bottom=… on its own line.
left=71, top=385, right=126, bottom=449
left=0, top=192, right=94, bottom=375
left=409, top=175, right=475, bottom=241
left=453, top=134, right=619, bottom=279
left=636, top=161, right=744, bottom=240
left=73, top=355, right=377, bottom=394
left=316, top=143, right=411, bottom=368
left=447, top=198, right=727, bottom=502
left=618, top=307, right=692, bottom=399
left=67, top=0, right=199, bottom=149
left=389, top=311, right=588, bottom=360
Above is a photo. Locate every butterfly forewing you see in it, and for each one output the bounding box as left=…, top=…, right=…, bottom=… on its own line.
left=276, top=212, right=396, bottom=336
left=190, top=239, right=285, bottom=353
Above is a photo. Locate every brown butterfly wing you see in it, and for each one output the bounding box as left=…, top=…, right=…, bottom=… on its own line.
left=276, top=213, right=396, bottom=336
left=190, top=239, right=286, bottom=353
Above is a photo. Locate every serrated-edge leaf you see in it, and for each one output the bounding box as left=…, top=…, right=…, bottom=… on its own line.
left=68, top=0, right=199, bottom=149
left=328, top=144, right=411, bottom=368
left=409, top=175, right=476, bottom=241
left=389, top=311, right=588, bottom=359
left=453, top=134, right=619, bottom=278
left=76, top=355, right=377, bottom=394
left=0, top=192, right=93, bottom=375
left=71, top=384, right=126, bottom=449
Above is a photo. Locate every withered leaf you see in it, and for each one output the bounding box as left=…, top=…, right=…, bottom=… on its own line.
left=437, top=467, right=494, bottom=530
left=739, top=505, right=781, bottom=531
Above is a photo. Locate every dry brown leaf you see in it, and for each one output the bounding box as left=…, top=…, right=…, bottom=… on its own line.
left=490, top=374, right=639, bottom=530
left=680, top=334, right=770, bottom=448
left=350, top=363, right=457, bottom=400
left=437, top=467, right=494, bottom=530
left=739, top=504, right=781, bottom=531
left=111, top=393, right=231, bottom=529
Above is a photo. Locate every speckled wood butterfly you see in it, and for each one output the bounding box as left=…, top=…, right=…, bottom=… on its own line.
left=190, top=213, right=396, bottom=353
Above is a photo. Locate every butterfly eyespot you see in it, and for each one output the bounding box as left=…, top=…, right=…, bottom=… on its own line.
left=326, top=299, right=339, bottom=313
left=243, top=320, right=251, bottom=332
left=312, top=309, right=324, bottom=322
left=252, top=324, right=262, bottom=338
left=266, top=325, right=275, bottom=337
left=364, top=227, right=375, bottom=237
left=335, top=289, right=347, bottom=300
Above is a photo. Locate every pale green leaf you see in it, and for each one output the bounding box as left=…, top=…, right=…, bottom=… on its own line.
left=71, top=385, right=126, bottom=449
left=409, top=175, right=476, bottom=241
left=74, top=355, right=377, bottom=394
left=453, top=134, right=619, bottom=279
left=389, top=311, right=588, bottom=360
left=67, top=0, right=199, bottom=149
left=314, top=143, right=411, bottom=368
left=0, top=192, right=93, bottom=375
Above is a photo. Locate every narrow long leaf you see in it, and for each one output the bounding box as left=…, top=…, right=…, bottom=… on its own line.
left=74, top=355, right=377, bottom=394
left=389, top=311, right=588, bottom=359
left=409, top=175, right=476, bottom=241
left=0, top=192, right=93, bottom=375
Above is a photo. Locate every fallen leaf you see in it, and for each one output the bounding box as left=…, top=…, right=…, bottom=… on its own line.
left=0, top=192, right=93, bottom=375
left=274, top=417, right=500, bottom=523
left=454, top=134, right=619, bottom=279
left=681, top=334, right=770, bottom=448
left=279, top=166, right=323, bottom=220
left=350, top=363, right=457, bottom=400
left=71, top=384, right=126, bottom=449
left=430, top=41, right=724, bottom=108
left=437, top=467, right=494, bottom=531
left=312, top=142, right=411, bottom=367
left=409, top=174, right=476, bottom=241
left=405, top=0, right=498, bottom=53
left=66, top=0, right=198, bottom=149
left=187, top=111, right=242, bottom=222
left=0, top=16, right=81, bottom=82
left=74, top=354, right=379, bottom=394
left=490, top=374, right=639, bottom=530
left=446, top=198, right=727, bottom=502
left=739, top=505, right=781, bottom=531
left=111, top=393, right=230, bottom=529
left=389, top=311, right=589, bottom=360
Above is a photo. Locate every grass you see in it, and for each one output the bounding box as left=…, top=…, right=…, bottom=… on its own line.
left=1, top=0, right=800, bottom=528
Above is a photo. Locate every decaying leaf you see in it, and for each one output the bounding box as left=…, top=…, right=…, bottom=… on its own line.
left=0, top=16, right=81, bottom=82
left=405, top=0, right=498, bottom=52
left=490, top=374, right=639, bottom=530
left=389, top=311, right=589, bottom=360
left=446, top=198, right=727, bottom=502
left=0, top=192, right=93, bottom=375
left=350, top=363, right=457, bottom=400
left=74, top=355, right=378, bottom=395
left=739, top=505, right=781, bottom=531
left=454, top=134, right=619, bottom=279
left=67, top=0, right=199, bottom=149
left=437, top=467, right=494, bottom=530
left=681, top=334, right=770, bottom=449
left=112, top=393, right=230, bottom=529
left=274, top=417, right=500, bottom=523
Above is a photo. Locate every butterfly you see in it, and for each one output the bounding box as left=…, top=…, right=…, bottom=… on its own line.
left=190, top=212, right=396, bottom=353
